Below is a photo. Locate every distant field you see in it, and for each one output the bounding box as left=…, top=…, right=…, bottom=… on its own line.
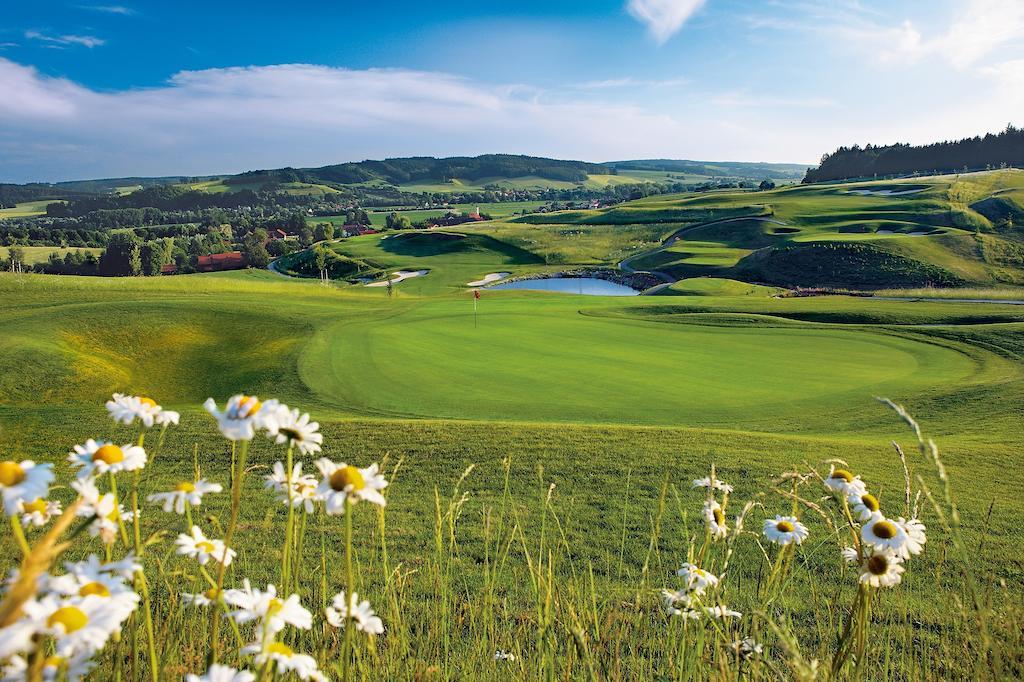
left=0, top=245, right=102, bottom=264
left=0, top=199, right=59, bottom=219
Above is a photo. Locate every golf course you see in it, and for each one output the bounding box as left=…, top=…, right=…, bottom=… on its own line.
left=3, top=171, right=1024, bottom=679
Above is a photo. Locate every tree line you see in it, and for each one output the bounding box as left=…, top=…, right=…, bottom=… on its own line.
left=804, top=125, right=1024, bottom=183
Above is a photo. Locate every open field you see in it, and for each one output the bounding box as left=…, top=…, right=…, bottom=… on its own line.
left=0, top=199, right=59, bottom=219
left=0, top=245, right=103, bottom=264
left=1, top=268, right=1022, bottom=677
left=5, top=172, right=1024, bottom=678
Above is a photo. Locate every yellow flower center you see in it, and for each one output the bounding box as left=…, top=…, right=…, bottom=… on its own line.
left=23, top=498, right=48, bottom=514
left=48, top=606, right=88, bottom=633
left=871, top=520, right=898, bottom=539
left=79, top=581, right=111, bottom=597
left=329, top=466, right=365, bottom=492
left=106, top=507, right=121, bottom=522
left=203, top=587, right=221, bottom=600
left=0, top=461, right=26, bottom=487
left=175, top=482, right=196, bottom=493
left=267, top=641, right=293, bottom=657
left=860, top=494, right=879, bottom=512
left=830, top=469, right=854, bottom=483
left=866, top=554, right=889, bottom=575
left=44, top=656, right=64, bottom=668
left=139, top=397, right=158, bottom=408
left=776, top=520, right=795, bottom=533
left=237, top=396, right=262, bottom=418
left=196, top=541, right=216, bottom=553
left=93, top=444, right=125, bottom=465
left=712, top=508, right=725, bottom=526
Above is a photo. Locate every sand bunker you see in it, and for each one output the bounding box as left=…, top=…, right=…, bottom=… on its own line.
left=844, top=188, right=926, bottom=197
left=366, top=270, right=428, bottom=287
left=466, top=272, right=510, bottom=287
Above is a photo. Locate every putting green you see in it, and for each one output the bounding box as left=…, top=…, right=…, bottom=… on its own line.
left=302, top=298, right=979, bottom=430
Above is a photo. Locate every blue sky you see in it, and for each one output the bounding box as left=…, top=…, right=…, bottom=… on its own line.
left=2, top=0, right=1022, bottom=182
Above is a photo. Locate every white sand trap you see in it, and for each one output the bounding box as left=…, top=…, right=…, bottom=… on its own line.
left=366, top=270, right=428, bottom=287
left=466, top=272, right=510, bottom=287
left=845, top=188, right=926, bottom=197
left=907, top=231, right=929, bottom=236
left=875, top=230, right=894, bottom=235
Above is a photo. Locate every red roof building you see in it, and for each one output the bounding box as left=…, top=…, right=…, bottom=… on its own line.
left=160, top=263, right=178, bottom=275
left=196, top=251, right=246, bottom=272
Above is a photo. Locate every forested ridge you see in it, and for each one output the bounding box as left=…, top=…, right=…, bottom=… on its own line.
left=804, top=125, right=1024, bottom=183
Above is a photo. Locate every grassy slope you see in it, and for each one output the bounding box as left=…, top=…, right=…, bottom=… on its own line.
left=1, top=269, right=1022, bottom=676
left=0, top=199, right=59, bottom=219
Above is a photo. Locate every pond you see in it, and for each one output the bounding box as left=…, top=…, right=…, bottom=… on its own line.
left=487, top=277, right=639, bottom=296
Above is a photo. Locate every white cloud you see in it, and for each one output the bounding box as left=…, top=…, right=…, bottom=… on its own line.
left=78, top=5, right=136, bottom=15
left=0, top=59, right=703, bottom=181
left=24, top=31, right=106, bottom=48
left=574, top=76, right=690, bottom=89
left=626, top=0, right=707, bottom=43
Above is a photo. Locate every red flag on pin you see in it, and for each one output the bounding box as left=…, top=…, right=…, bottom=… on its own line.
left=474, top=290, right=480, bottom=299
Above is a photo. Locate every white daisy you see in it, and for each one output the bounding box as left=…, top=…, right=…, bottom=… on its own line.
left=861, top=513, right=913, bottom=559
left=266, top=407, right=323, bottom=456
left=691, top=476, right=733, bottom=494
left=703, top=605, right=742, bottom=619
left=242, top=642, right=325, bottom=681
left=848, top=491, right=881, bottom=522
left=182, top=587, right=221, bottom=608
left=3, top=652, right=96, bottom=682
left=314, top=459, right=387, bottom=514
left=494, top=650, right=516, bottom=662
left=0, top=615, right=37, bottom=659
left=824, top=466, right=867, bottom=498
left=46, top=562, right=139, bottom=615
left=675, top=563, right=719, bottom=594
left=859, top=550, right=905, bottom=588
left=19, top=497, right=62, bottom=527
left=26, top=594, right=135, bottom=657
left=68, top=440, right=147, bottom=479
left=186, top=664, right=255, bottom=682
left=203, top=395, right=280, bottom=441
left=897, top=517, right=927, bottom=556
left=762, top=515, right=810, bottom=546
left=325, top=590, right=384, bottom=634
left=105, top=393, right=162, bottom=428
left=155, top=409, right=180, bottom=427
left=224, top=581, right=312, bottom=634
left=0, top=460, right=54, bottom=515
left=730, top=637, right=764, bottom=661
left=176, top=526, right=236, bottom=566
left=73, top=480, right=134, bottom=545
left=702, top=499, right=729, bottom=540
left=147, top=479, right=222, bottom=514
left=841, top=546, right=860, bottom=564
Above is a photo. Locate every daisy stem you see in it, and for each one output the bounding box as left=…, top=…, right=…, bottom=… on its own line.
left=342, top=495, right=354, bottom=682
left=209, top=439, right=249, bottom=665
left=282, top=443, right=295, bottom=593
left=108, top=471, right=130, bottom=547
left=8, top=514, right=29, bottom=557
left=184, top=500, right=194, bottom=530
left=130, top=467, right=160, bottom=682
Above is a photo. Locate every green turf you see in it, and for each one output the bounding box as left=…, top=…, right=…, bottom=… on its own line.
left=0, top=245, right=102, bottom=264
left=0, top=199, right=60, bottom=219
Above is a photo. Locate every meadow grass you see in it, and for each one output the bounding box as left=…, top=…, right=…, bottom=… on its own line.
left=1, top=269, right=1023, bottom=679
left=0, top=246, right=103, bottom=265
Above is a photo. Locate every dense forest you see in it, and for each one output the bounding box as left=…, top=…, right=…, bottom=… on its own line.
left=804, top=125, right=1024, bottom=183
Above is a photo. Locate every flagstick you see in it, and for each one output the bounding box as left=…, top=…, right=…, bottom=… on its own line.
left=474, top=294, right=478, bottom=328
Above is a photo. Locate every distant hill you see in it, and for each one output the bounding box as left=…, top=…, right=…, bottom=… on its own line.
left=229, top=154, right=611, bottom=188
left=804, top=125, right=1024, bottom=183
left=604, top=159, right=807, bottom=180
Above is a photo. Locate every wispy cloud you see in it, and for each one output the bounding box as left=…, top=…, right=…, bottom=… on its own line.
left=574, top=76, right=690, bottom=89
left=76, top=5, right=136, bottom=15
left=25, top=30, right=105, bottom=48
left=626, top=0, right=707, bottom=44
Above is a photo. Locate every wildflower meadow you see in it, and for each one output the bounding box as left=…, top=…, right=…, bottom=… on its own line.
left=0, top=393, right=1019, bottom=680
